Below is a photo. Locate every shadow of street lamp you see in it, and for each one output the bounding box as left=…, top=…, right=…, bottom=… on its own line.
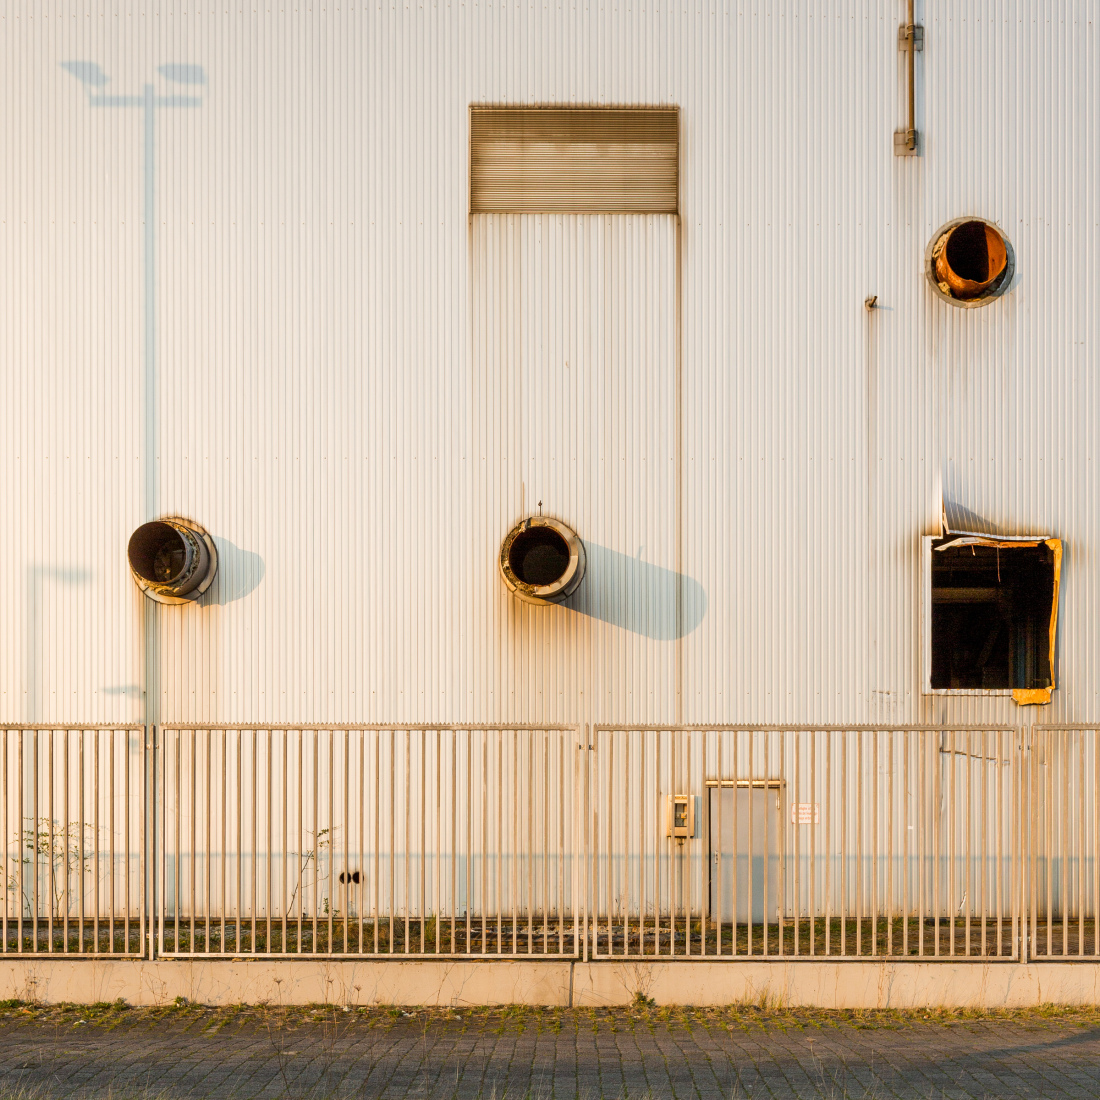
left=61, top=59, right=205, bottom=522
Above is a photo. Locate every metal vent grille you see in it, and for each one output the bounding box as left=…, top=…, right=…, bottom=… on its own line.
left=470, top=107, right=679, bottom=213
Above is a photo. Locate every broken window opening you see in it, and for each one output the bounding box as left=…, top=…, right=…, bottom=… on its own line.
left=929, top=537, right=1059, bottom=694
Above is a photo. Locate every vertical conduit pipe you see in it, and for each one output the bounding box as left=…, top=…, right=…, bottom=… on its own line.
left=894, top=0, right=922, bottom=155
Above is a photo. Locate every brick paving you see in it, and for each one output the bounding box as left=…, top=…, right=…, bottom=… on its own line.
left=1, top=1005, right=1099, bottom=1099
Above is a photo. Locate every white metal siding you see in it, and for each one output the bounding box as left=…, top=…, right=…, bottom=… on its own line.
left=1, top=2, right=1098, bottom=728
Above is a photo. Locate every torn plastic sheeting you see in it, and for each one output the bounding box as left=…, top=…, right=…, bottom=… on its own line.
left=935, top=536, right=1041, bottom=551
left=940, top=502, right=1040, bottom=542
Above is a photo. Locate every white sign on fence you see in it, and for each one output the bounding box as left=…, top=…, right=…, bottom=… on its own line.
left=791, top=802, right=820, bottom=825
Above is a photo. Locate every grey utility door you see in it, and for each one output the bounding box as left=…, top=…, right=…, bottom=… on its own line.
left=708, top=786, right=782, bottom=924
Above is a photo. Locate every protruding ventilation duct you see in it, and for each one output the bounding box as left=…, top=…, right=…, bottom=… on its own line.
left=928, top=218, right=1013, bottom=305
left=499, top=516, right=586, bottom=605
left=127, top=517, right=218, bottom=604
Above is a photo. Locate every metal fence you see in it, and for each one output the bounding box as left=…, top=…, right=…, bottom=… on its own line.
left=11, top=721, right=1100, bottom=963
left=1, top=726, right=147, bottom=957
left=155, top=726, right=580, bottom=957
left=583, top=727, right=1021, bottom=960
left=1028, top=726, right=1100, bottom=959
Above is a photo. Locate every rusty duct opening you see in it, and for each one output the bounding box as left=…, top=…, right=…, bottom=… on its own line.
left=931, top=538, right=1059, bottom=696
left=127, top=517, right=218, bottom=604
left=499, top=516, right=585, bottom=605
left=929, top=218, right=1012, bottom=305
left=509, top=526, right=570, bottom=586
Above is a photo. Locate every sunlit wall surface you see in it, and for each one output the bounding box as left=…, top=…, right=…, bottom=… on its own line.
left=1, top=2, right=1097, bottom=729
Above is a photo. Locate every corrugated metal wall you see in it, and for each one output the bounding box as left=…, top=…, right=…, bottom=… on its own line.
left=2, top=1, right=1097, bottom=728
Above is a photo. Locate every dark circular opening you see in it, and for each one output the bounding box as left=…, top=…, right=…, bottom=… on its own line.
left=128, top=522, right=188, bottom=585
left=945, top=220, right=999, bottom=282
left=508, top=527, right=570, bottom=586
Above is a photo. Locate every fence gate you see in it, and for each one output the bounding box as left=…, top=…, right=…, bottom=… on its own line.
left=583, top=726, right=1022, bottom=961
left=1, top=726, right=147, bottom=957
left=155, top=726, right=580, bottom=958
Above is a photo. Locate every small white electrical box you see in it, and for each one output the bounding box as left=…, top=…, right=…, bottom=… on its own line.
left=666, top=795, right=695, bottom=839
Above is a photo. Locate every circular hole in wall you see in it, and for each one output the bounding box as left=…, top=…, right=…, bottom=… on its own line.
left=927, top=218, right=1014, bottom=307
left=499, top=516, right=586, bottom=605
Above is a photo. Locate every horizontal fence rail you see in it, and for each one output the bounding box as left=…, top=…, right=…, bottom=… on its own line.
left=585, top=727, right=1021, bottom=961
left=156, top=726, right=579, bottom=958
left=1, top=727, right=146, bottom=957
left=1028, top=727, right=1100, bottom=959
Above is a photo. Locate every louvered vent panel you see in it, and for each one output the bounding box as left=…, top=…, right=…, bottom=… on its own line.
left=470, top=107, right=679, bottom=213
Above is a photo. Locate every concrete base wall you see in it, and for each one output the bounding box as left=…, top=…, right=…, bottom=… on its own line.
left=4, top=960, right=1100, bottom=1009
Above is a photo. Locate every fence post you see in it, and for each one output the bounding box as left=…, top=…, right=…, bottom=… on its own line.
left=146, top=724, right=155, bottom=961
left=1020, top=725, right=1029, bottom=965
left=581, top=723, right=589, bottom=963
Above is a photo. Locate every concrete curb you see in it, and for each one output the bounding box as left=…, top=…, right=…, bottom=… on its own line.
left=3, top=959, right=1100, bottom=1008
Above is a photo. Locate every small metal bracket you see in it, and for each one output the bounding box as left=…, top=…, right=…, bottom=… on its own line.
left=898, top=23, right=924, bottom=51
left=894, top=129, right=920, bottom=156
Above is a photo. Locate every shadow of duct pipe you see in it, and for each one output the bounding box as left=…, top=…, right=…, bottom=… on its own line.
left=562, top=542, right=707, bottom=640
left=203, top=538, right=266, bottom=605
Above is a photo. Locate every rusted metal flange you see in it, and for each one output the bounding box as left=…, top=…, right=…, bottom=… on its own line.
left=127, top=517, right=218, bottom=605
left=499, top=516, right=586, bottom=605
left=926, top=217, right=1014, bottom=307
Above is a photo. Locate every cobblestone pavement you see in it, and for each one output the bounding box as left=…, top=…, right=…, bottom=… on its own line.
left=1, top=1005, right=1100, bottom=1100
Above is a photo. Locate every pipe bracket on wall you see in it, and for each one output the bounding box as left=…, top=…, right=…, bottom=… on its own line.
left=894, top=9, right=923, bottom=156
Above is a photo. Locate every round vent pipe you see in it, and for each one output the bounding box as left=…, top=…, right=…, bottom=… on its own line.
left=499, top=516, right=585, bottom=605
left=127, top=517, right=218, bottom=604
left=927, top=217, right=1013, bottom=306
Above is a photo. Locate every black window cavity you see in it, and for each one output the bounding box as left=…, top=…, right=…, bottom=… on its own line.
left=929, top=538, right=1057, bottom=692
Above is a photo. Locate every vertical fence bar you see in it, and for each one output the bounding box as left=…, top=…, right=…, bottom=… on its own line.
left=189, top=732, right=197, bottom=954
left=96, top=732, right=104, bottom=954
left=47, top=731, right=55, bottom=954
left=986, top=742, right=993, bottom=957
left=402, top=731, right=409, bottom=955
left=1046, top=727, right=1054, bottom=957
left=495, top=729, right=503, bottom=955
left=825, top=731, right=832, bottom=956
left=1094, top=729, right=1099, bottom=958
left=62, top=732, right=70, bottom=954
left=362, top=731, right=369, bottom=954
left=483, top=729, right=490, bottom=955
left=902, top=730, right=910, bottom=957
left=793, top=730, right=800, bottom=957
left=449, top=730, right=456, bottom=956
left=1, top=732, right=6, bottom=954
left=856, top=730, right=863, bottom=956
left=841, top=730, right=848, bottom=956
left=1025, top=730, right=1034, bottom=963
